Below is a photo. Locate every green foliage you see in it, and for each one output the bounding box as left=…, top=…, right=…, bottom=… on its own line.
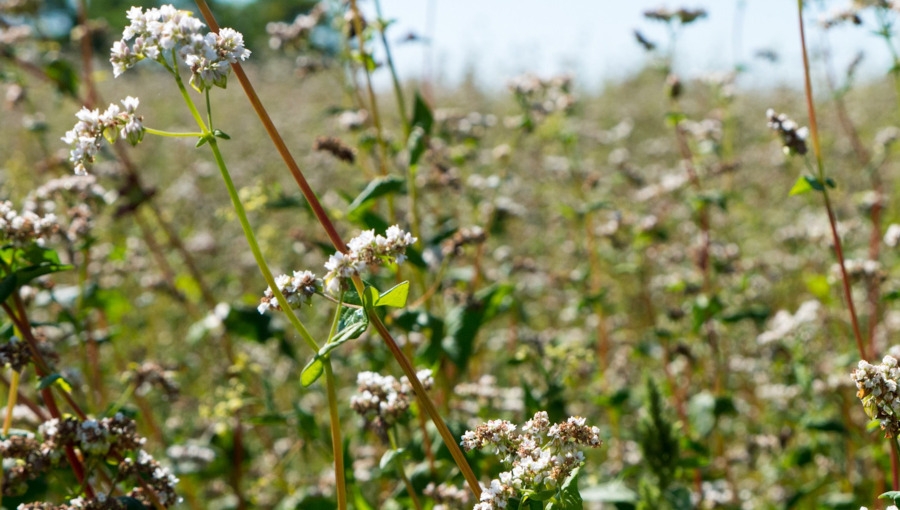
left=636, top=379, right=681, bottom=494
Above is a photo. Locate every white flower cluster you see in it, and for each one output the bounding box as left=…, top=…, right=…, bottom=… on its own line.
left=766, top=109, right=808, bottom=156
left=61, top=96, right=143, bottom=175
left=324, top=226, right=417, bottom=295
left=461, top=411, right=602, bottom=509
left=350, top=369, right=433, bottom=428
left=258, top=225, right=415, bottom=313
left=852, top=356, right=900, bottom=437
left=257, top=270, right=319, bottom=314
left=886, top=223, right=900, bottom=248
left=110, top=5, right=250, bottom=92
left=0, top=200, right=58, bottom=247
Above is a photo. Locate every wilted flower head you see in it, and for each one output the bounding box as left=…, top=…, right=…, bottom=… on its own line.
left=766, top=109, right=808, bottom=156
left=110, top=5, right=250, bottom=91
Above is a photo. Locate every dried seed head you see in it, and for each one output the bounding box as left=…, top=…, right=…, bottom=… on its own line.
left=313, top=136, right=356, bottom=164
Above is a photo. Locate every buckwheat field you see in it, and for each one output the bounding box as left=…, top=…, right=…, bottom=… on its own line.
left=5, top=1, right=900, bottom=509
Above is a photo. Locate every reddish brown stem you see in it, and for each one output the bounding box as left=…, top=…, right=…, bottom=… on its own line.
left=797, top=2, right=866, bottom=360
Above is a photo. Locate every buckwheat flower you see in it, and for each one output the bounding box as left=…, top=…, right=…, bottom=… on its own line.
left=61, top=97, right=144, bottom=175
left=852, top=356, right=900, bottom=437
left=0, top=200, right=58, bottom=247
left=766, top=109, right=808, bottom=156
left=110, top=4, right=249, bottom=91
left=321, top=225, right=416, bottom=295
left=258, top=270, right=320, bottom=314
left=886, top=224, right=900, bottom=248
left=463, top=412, right=603, bottom=505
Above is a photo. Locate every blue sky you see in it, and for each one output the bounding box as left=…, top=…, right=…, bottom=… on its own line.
left=359, top=0, right=893, bottom=91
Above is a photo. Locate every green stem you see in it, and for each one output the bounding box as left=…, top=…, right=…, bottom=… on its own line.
left=205, top=137, right=320, bottom=353
left=374, top=0, right=410, bottom=136
left=170, top=69, right=320, bottom=354
left=143, top=127, right=204, bottom=138
left=388, top=428, right=422, bottom=510
left=797, top=0, right=866, bottom=360
left=324, top=360, right=347, bottom=510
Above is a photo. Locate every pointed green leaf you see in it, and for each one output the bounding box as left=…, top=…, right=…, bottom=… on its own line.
left=375, top=281, right=409, bottom=308
left=410, top=91, right=434, bottom=134
left=37, top=374, right=72, bottom=393
left=789, top=175, right=812, bottom=195
left=347, top=176, right=407, bottom=214
left=378, top=447, right=406, bottom=470
left=319, top=308, right=368, bottom=357
left=407, top=126, right=427, bottom=167
left=880, top=491, right=900, bottom=503
left=0, top=275, right=16, bottom=304
left=213, top=129, right=231, bottom=140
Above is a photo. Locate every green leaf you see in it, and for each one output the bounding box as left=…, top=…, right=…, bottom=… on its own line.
left=378, top=447, right=406, bottom=470
left=527, top=489, right=558, bottom=502
left=375, top=281, right=409, bottom=308
left=580, top=480, right=638, bottom=503
left=196, top=135, right=210, bottom=148
left=318, top=308, right=368, bottom=358
left=0, top=275, right=17, bottom=304
left=116, top=496, right=152, bottom=510
left=44, top=59, right=79, bottom=97
left=347, top=175, right=407, bottom=215
left=300, top=357, right=325, bottom=387
left=555, top=467, right=585, bottom=510
left=880, top=491, right=900, bottom=503
left=223, top=306, right=278, bottom=344
left=213, top=129, right=231, bottom=140
left=37, top=374, right=72, bottom=393
left=410, top=91, right=434, bottom=134
left=665, top=112, right=686, bottom=127
left=407, top=126, right=428, bottom=167
left=441, top=284, right=513, bottom=372
left=789, top=175, right=813, bottom=195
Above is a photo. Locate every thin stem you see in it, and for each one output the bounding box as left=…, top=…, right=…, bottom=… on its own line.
left=144, top=127, right=205, bottom=138
left=374, top=0, right=410, bottom=136
left=3, top=370, right=20, bottom=435
left=893, top=436, right=900, bottom=491
left=324, top=360, right=347, bottom=510
left=388, top=428, right=422, bottom=510
left=797, top=0, right=866, bottom=360
left=204, top=137, right=319, bottom=353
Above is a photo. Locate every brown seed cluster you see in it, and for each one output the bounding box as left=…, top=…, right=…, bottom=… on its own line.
left=313, top=135, right=356, bottom=164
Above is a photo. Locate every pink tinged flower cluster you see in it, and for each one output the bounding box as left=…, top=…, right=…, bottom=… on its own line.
left=110, top=5, right=250, bottom=92
left=258, top=225, right=416, bottom=313
left=349, top=369, right=433, bottom=427
left=852, top=356, right=900, bottom=437
left=461, top=411, right=602, bottom=509
left=323, top=225, right=417, bottom=295
left=61, top=97, right=144, bottom=175
left=257, top=270, right=320, bottom=314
